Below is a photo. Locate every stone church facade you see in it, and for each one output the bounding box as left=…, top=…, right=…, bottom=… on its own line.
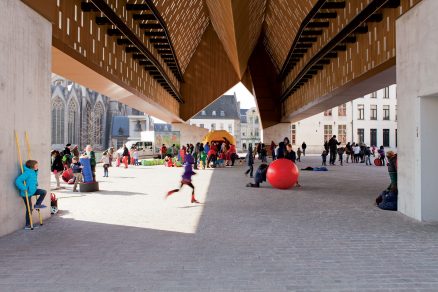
left=51, top=75, right=143, bottom=151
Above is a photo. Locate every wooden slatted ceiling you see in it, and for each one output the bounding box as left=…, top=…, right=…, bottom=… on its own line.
left=152, top=0, right=210, bottom=73
left=282, top=0, right=423, bottom=121
left=205, top=0, right=267, bottom=78
left=263, top=0, right=318, bottom=71
left=180, top=25, right=240, bottom=121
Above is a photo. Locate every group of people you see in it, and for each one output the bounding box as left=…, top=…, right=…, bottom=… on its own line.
left=321, top=135, right=389, bottom=167
left=162, top=141, right=239, bottom=170
left=245, top=137, right=301, bottom=188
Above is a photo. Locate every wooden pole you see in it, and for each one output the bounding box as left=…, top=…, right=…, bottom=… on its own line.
left=14, top=131, right=34, bottom=230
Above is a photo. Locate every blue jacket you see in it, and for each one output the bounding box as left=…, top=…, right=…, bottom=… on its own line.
left=15, top=165, right=38, bottom=197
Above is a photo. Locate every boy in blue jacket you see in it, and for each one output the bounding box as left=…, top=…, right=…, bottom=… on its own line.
left=15, top=160, right=47, bottom=229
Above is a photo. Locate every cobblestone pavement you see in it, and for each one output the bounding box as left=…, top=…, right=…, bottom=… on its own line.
left=1, top=156, right=438, bottom=292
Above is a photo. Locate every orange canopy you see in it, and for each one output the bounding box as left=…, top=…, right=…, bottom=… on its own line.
left=202, top=130, right=236, bottom=145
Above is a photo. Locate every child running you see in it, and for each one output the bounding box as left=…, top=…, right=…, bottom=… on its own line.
left=15, top=160, right=47, bottom=229
left=166, top=154, right=200, bottom=203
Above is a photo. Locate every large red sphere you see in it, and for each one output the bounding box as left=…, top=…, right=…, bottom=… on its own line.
left=267, top=159, right=299, bottom=189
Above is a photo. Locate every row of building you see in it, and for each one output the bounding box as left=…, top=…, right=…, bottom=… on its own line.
left=51, top=74, right=397, bottom=154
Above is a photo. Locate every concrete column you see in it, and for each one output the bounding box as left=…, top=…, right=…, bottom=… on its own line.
left=171, top=123, right=209, bottom=146
left=262, top=123, right=291, bottom=145
left=397, top=0, right=438, bottom=221
left=0, top=0, right=51, bottom=235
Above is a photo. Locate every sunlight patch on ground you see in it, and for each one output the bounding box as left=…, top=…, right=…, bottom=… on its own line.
left=52, top=165, right=214, bottom=234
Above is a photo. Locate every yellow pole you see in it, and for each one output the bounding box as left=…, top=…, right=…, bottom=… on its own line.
left=24, top=131, right=43, bottom=226
left=14, top=131, right=34, bottom=230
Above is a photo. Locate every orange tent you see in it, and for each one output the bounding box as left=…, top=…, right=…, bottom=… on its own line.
left=202, top=130, right=236, bottom=145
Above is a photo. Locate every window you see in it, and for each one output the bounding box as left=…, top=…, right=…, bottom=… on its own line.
left=324, top=125, right=332, bottom=142
left=324, top=109, right=332, bottom=116
left=371, top=92, right=377, bottom=98
left=67, top=99, right=79, bottom=144
left=370, top=105, right=377, bottom=120
left=396, top=129, right=398, bottom=147
left=291, top=124, right=296, bottom=144
left=357, top=104, right=364, bottom=120
left=242, top=132, right=245, bottom=137
left=51, top=97, right=65, bottom=144
left=212, top=110, right=216, bottom=116
left=255, top=128, right=259, bottom=137
left=211, top=123, right=216, bottom=130
left=254, top=117, right=259, bottom=124
left=338, top=104, right=347, bottom=116
left=357, top=128, right=365, bottom=143
left=228, top=124, right=232, bottom=133
left=338, top=124, right=346, bottom=143
left=383, top=105, right=390, bottom=120
left=92, top=102, right=104, bottom=148
left=220, top=110, right=225, bottom=116
left=383, top=87, right=390, bottom=99
left=242, top=143, right=247, bottom=150
left=201, top=110, right=206, bottom=116
left=383, top=129, right=390, bottom=147
left=199, top=124, right=204, bottom=128
left=370, top=129, right=377, bottom=146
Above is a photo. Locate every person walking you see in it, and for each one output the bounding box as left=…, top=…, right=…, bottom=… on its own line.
left=328, top=135, right=341, bottom=165
left=270, top=141, right=277, bottom=160
left=51, top=150, right=64, bottom=189
left=122, top=145, right=130, bottom=168
left=337, top=146, right=345, bottom=166
left=296, top=147, right=302, bottom=162
left=244, top=145, right=254, bottom=178
left=301, top=142, right=307, bottom=156
left=345, top=142, right=352, bottom=163
left=365, top=146, right=372, bottom=165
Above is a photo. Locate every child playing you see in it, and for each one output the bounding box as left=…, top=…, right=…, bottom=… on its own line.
left=296, top=147, right=302, bottom=162
left=166, top=154, right=200, bottom=203
left=15, top=160, right=47, bottom=229
left=337, top=147, right=345, bottom=166
left=71, top=157, right=83, bottom=192
left=246, top=164, right=268, bottom=187
left=101, top=151, right=110, bottom=177
left=51, top=150, right=64, bottom=189
left=132, top=148, right=139, bottom=166
left=321, top=150, right=328, bottom=166
left=200, top=151, right=206, bottom=169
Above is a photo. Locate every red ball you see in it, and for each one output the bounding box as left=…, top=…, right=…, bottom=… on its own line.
left=374, top=158, right=382, bottom=166
left=267, top=159, right=299, bottom=189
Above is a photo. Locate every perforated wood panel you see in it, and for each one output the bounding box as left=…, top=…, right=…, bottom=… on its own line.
left=180, top=25, right=239, bottom=121
left=152, top=0, right=210, bottom=73
left=205, top=0, right=266, bottom=78
left=263, top=0, right=317, bottom=71
left=282, top=0, right=422, bottom=121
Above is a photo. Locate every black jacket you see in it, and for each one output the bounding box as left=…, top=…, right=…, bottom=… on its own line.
left=285, top=150, right=296, bottom=163
left=328, top=138, right=340, bottom=150
left=51, top=156, right=64, bottom=172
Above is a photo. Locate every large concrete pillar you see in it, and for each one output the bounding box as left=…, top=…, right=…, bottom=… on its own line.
left=397, top=0, right=438, bottom=221
left=262, top=123, right=291, bottom=146
left=0, top=0, right=51, bottom=235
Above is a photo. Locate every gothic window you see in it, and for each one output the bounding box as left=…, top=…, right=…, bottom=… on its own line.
left=67, top=99, right=79, bottom=144
left=51, top=97, right=65, bottom=144
left=82, top=102, right=92, bottom=146
left=93, top=102, right=104, bottom=148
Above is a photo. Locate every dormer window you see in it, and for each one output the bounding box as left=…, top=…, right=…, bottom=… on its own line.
left=212, top=110, right=216, bottom=116
left=201, top=110, right=206, bottom=115
left=220, top=110, right=225, bottom=116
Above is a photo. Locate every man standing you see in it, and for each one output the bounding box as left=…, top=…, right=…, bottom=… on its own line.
left=328, top=135, right=341, bottom=165
left=160, top=144, right=167, bottom=159
left=301, top=142, right=307, bottom=156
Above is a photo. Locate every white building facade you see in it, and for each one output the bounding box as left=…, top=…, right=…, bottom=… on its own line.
left=240, top=108, right=262, bottom=151
left=189, top=94, right=241, bottom=149
left=292, top=85, right=398, bottom=154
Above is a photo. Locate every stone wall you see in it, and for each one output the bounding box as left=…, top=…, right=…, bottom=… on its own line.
left=0, top=0, right=52, bottom=236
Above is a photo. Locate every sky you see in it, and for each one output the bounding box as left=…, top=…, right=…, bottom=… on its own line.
left=152, top=82, right=256, bottom=123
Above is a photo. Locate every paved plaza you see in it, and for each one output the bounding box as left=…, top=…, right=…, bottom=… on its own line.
left=1, top=156, right=438, bottom=291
